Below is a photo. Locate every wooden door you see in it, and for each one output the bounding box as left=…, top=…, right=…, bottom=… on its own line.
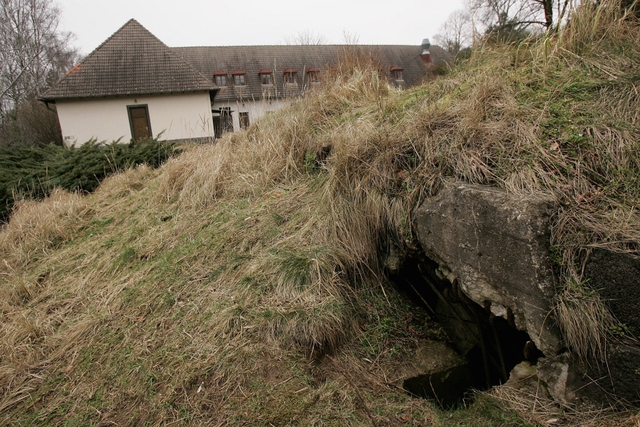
left=128, top=105, right=152, bottom=141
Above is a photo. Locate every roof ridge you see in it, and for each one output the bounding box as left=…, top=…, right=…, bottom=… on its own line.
left=174, top=44, right=422, bottom=49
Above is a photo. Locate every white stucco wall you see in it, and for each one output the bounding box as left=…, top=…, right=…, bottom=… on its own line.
left=55, top=92, right=214, bottom=147
left=212, top=98, right=287, bottom=132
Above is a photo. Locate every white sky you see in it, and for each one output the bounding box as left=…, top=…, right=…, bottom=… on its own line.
left=55, top=0, right=465, bottom=55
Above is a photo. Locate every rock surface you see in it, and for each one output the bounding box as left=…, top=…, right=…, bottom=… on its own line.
left=536, top=345, right=640, bottom=407
left=415, top=182, right=563, bottom=356
left=409, top=181, right=640, bottom=408
left=537, top=353, right=579, bottom=405
left=584, top=248, right=640, bottom=333
left=503, top=361, right=539, bottom=390
left=401, top=341, right=473, bottom=408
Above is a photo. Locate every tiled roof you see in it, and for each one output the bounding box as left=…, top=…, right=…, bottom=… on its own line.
left=41, top=19, right=217, bottom=101
left=174, top=44, right=450, bottom=102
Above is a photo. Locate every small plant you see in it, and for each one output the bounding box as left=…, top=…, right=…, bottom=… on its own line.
left=609, top=322, right=632, bottom=338
left=303, top=150, right=317, bottom=172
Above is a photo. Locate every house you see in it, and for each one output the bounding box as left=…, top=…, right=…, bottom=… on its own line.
left=40, top=19, right=218, bottom=147
left=41, top=19, right=448, bottom=146
left=176, top=42, right=446, bottom=135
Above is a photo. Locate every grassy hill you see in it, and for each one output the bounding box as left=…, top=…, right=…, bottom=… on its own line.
left=2, top=2, right=640, bottom=425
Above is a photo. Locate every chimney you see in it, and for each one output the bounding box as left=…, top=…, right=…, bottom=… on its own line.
left=421, top=38, right=432, bottom=64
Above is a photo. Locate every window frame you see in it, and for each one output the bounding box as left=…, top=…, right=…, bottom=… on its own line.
left=258, top=69, right=274, bottom=86
left=215, top=74, right=228, bottom=87
left=232, top=72, right=246, bottom=86
left=283, top=69, right=298, bottom=84
left=260, top=73, right=273, bottom=85
left=307, top=70, right=320, bottom=83
left=390, top=66, right=405, bottom=81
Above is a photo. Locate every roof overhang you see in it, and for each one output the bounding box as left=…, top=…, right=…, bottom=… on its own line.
left=40, top=88, right=220, bottom=103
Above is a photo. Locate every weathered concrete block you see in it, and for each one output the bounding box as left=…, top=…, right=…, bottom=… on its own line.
left=584, top=248, right=640, bottom=333
left=402, top=341, right=473, bottom=408
left=537, top=345, right=640, bottom=407
left=415, top=182, right=563, bottom=356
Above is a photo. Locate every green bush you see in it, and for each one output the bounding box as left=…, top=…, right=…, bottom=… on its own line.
left=0, top=139, right=179, bottom=222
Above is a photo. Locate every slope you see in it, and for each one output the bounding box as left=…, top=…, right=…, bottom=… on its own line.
left=2, top=2, right=640, bottom=425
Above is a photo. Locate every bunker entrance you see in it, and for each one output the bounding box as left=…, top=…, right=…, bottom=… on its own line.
left=388, top=253, right=543, bottom=409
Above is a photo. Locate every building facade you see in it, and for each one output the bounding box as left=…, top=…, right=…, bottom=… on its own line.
left=42, top=20, right=448, bottom=146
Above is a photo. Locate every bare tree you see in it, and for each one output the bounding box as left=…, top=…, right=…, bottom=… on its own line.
left=0, top=0, right=77, bottom=120
left=342, top=30, right=360, bottom=45
left=0, top=0, right=77, bottom=146
left=284, top=30, right=327, bottom=45
left=434, top=10, right=474, bottom=56
left=536, top=0, right=554, bottom=28
left=468, top=0, right=532, bottom=36
left=467, top=0, right=573, bottom=35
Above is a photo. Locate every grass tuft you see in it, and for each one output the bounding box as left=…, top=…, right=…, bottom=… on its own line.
left=555, top=278, right=613, bottom=362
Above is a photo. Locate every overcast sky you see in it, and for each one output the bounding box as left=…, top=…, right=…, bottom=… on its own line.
left=55, top=0, right=465, bottom=55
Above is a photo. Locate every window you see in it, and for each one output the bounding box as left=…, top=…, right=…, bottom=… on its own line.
left=215, top=74, right=228, bottom=86
left=390, top=66, right=404, bottom=81
left=307, top=70, right=320, bottom=83
left=213, top=71, right=228, bottom=87
left=306, top=68, right=321, bottom=87
left=258, top=69, right=273, bottom=85
left=239, top=112, right=250, bottom=130
left=260, top=73, right=272, bottom=85
left=283, top=69, right=297, bottom=84
left=233, top=74, right=246, bottom=86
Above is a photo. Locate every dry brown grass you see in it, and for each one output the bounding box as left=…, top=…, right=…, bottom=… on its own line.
left=1, top=0, right=640, bottom=424
left=489, top=385, right=640, bottom=427
left=554, top=280, right=613, bottom=362
left=0, top=189, right=92, bottom=268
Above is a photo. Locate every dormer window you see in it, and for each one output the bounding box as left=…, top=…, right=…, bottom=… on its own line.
left=283, top=68, right=297, bottom=84
left=258, top=69, right=273, bottom=85
left=213, top=71, right=228, bottom=87
left=216, top=75, right=227, bottom=86
left=306, top=68, right=320, bottom=83
left=231, top=70, right=246, bottom=86
left=390, top=66, right=404, bottom=81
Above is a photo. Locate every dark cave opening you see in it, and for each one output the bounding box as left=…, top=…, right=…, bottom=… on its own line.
left=388, top=252, right=543, bottom=409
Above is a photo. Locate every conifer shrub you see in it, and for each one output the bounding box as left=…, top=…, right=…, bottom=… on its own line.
left=0, top=139, right=178, bottom=222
